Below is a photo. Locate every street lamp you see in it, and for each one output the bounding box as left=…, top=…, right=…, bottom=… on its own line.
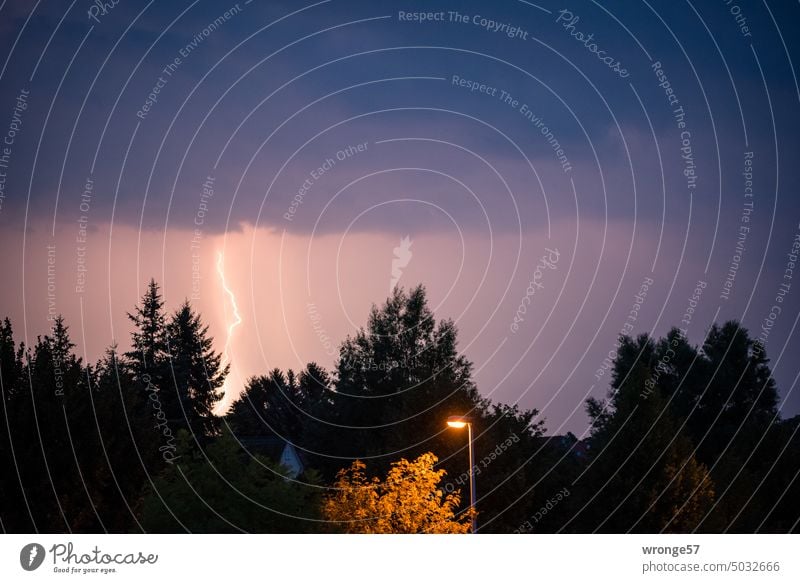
left=447, top=415, right=476, bottom=533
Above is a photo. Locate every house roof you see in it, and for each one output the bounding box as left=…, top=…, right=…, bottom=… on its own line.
left=238, top=435, right=292, bottom=460
left=237, top=435, right=309, bottom=475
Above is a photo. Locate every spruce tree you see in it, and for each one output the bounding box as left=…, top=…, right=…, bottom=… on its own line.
left=126, top=279, right=168, bottom=390
left=165, top=301, right=227, bottom=436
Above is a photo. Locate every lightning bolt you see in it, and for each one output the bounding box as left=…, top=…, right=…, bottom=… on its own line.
left=216, top=250, right=242, bottom=412
left=29, top=546, right=38, bottom=566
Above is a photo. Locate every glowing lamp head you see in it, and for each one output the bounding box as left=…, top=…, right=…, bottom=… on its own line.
left=447, top=415, right=470, bottom=429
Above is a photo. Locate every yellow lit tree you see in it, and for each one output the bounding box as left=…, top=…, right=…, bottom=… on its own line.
left=323, top=452, right=472, bottom=533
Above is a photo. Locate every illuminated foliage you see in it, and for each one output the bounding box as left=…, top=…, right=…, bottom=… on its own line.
left=323, top=452, right=472, bottom=533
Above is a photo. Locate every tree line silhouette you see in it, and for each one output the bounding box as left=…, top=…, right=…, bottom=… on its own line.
left=0, top=281, right=797, bottom=532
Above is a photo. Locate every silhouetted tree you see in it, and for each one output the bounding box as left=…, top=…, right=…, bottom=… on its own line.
left=333, top=286, right=487, bottom=467
left=693, top=322, right=778, bottom=461
left=753, top=415, right=800, bottom=532
left=80, top=345, right=163, bottom=531
left=17, top=317, right=87, bottom=531
left=610, top=323, right=791, bottom=531
left=126, top=279, right=168, bottom=385
left=0, top=316, right=165, bottom=533
left=0, top=318, right=23, bottom=399
left=3, top=293, right=797, bottom=534
left=227, top=363, right=341, bottom=476
left=328, top=286, right=550, bottom=530
left=577, top=333, right=715, bottom=532
left=0, top=317, right=27, bottom=530
left=165, top=301, right=227, bottom=436
left=228, top=369, right=301, bottom=438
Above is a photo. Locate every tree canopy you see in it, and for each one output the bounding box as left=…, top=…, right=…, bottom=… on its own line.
left=1, top=283, right=798, bottom=534
left=322, top=453, right=471, bottom=534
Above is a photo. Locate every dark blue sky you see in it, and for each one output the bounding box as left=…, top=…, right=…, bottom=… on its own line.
left=1, top=0, right=799, bottom=432
left=1, top=0, right=798, bottom=230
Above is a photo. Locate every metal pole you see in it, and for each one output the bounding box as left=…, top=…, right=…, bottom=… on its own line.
left=468, top=422, right=476, bottom=533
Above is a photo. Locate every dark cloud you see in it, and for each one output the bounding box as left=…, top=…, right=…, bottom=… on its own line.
left=1, top=0, right=798, bottom=428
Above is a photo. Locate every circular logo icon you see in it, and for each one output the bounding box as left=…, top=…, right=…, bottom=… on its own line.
left=20, top=543, right=46, bottom=571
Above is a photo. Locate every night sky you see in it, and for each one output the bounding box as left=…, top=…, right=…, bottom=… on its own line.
left=1, top=0, right=799, bottom=433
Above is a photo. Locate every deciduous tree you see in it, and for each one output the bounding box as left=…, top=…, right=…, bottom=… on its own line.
left=323, top=452, right=471, bottom=533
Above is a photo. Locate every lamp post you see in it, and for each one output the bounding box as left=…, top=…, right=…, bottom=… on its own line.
left=447, top=415, right=476, bottom=533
